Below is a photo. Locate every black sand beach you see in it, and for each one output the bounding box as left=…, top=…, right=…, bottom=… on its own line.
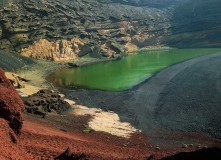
left=61, top=52, right=221, bottom=139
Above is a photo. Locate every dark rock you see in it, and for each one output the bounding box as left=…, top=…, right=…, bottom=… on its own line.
left=78, top=44, right=92, bottom=57
left=110, top=42, right=125, bottom=54
left=147, top=155, right=156, bottom=160
left=67, top=63, right=79, bottom=68
left=55, top=147, right=87, bottom=160
left=23, top=89, right=71, bottom=115
left=161, top=147, right=221, bottom=160
left=90, top=45, right=103, bottom=58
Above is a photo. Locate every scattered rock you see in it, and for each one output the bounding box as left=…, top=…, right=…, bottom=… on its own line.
left=60, top=128, right=68, bottom=132
left=204, top=146, right=208, bottom=149
left=182, top=144, right=188, bottom=148
left=55, top=147, right=87, bottom=160
left=23, top=89, right=71, bottom=115
left=82, top=125, right=93, bottom=134
left=5, top=72, right=28, bottom=88
left=189, top=144, right=194, bottom=147
left=155, top=146, right=160, bottom=150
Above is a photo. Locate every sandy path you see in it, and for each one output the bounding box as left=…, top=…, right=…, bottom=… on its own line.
left=64, top=52, right=221, bottom=140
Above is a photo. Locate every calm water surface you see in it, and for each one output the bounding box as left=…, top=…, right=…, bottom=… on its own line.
left=47, top=48, right=221, bottom=91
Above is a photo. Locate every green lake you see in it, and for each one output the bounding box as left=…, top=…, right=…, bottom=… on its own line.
left=47, top=48, right=221, bottom=91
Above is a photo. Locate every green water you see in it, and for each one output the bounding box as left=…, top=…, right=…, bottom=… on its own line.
left=48, top=48, right=221, bottom=91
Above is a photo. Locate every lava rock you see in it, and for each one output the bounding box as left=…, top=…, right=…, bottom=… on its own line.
left=23, top=89, right=71, bottom=115
left=55, top=147, right=87, bottom=160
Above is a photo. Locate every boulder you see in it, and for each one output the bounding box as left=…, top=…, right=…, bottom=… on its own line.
left=91, top=41, right=125, bottom=58
left=55, top=147, right=87, bottom=160
left=5, top=72, right=27, bottom=88
left=125, top=42, right=139, bottom=53
left=23, top=89, right=71, bottom=115
left=90, top=45, right=104, bottom=58
left=110, top=42, right=125, bottom=54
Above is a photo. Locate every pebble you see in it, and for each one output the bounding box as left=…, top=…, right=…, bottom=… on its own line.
left=155, top=146, right=160, bottom=150
left=182, top=144, right=188, bottom=148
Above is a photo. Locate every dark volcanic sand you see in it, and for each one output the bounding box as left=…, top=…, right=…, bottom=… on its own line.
left=60, top=52, right=221, bottom=143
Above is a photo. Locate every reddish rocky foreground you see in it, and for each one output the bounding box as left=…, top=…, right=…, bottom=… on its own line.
left=0, top=67, right=221, bottom=160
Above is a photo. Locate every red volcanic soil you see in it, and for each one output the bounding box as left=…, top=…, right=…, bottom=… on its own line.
left=0, top=68, right=32, bottom=159
left=20, top=114, right=155, bottom=160
left=0, top=68, right=24, bottom=134
left=18, top=113, right=221, bottom=160
left=0, top=67, right=221, bottom=160
left=0, top=119, right=33, bottom=160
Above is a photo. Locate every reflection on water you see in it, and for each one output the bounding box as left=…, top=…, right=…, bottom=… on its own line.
left=47, top=48, right=221, bottom=91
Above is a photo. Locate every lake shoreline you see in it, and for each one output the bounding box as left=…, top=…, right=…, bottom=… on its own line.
left=14, top=49, right=221, bottom=148
left=60, top=51, right=221, bottom=146
left=48, top=48, right=221, bottom=91
left=16, top=56, right=143, bottom=138
left=16, top=47, right=175, bottom=89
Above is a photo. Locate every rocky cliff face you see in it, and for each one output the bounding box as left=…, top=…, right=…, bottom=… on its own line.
left=0, top=0, right=220, bottom=61
left=168, top=0, right=221, bottom=47
left=0, top=0, right=171, bottom=61
left=20, top=38, right=91, bottom=61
